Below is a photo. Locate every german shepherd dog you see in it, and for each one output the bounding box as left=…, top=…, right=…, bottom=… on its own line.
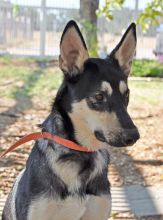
left=2, top=20, right=139, bottom=220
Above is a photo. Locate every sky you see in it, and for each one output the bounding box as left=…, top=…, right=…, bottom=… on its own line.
left=8, top=0, right=152, bottom=10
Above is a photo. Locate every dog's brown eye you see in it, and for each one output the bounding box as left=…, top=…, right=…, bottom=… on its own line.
left=95, top=93, right=104, bottom=101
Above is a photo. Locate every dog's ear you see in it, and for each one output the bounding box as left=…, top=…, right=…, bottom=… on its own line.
left=110, top=23, right=136, bottom=76
left=59, top=20, right=89, bottom=77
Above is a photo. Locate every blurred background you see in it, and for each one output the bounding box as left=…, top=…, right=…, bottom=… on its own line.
left=0, top=0, right=162, bottom=60
left=0, top=0, right=163, bottom=220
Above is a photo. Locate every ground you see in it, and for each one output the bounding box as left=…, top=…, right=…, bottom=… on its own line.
left=0, top=58, right=163, bottom=219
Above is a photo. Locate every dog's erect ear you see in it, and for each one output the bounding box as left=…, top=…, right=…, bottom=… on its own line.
left=110, top=23, right=136, bottom=76
left=59, top=20, right=89, bottom=76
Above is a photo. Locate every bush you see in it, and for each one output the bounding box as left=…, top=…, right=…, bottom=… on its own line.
left=131, top=59, right=163, bottom=77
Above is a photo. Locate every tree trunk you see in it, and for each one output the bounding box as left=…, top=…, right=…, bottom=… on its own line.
left=80, top=0, right=99, bottom=56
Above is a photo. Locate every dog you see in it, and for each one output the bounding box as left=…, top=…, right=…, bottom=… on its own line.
left=2, top=20, right=139, bottom=220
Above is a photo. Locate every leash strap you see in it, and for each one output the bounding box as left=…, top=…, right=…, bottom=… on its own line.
left=0, top=132, right=94, bottom=159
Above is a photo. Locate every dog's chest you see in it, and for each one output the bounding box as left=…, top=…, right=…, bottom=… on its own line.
left=47, top=149, right=107, bottom=192
left=27, top=196, right=88, bottom=220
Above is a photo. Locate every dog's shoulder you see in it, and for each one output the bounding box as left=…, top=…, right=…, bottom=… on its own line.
left=86, top=149, right=110, bottom=195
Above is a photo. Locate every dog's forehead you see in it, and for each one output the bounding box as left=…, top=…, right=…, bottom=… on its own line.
left=84, top=58, right=128, bottom=90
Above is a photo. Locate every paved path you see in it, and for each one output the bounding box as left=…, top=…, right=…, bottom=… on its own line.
left=0, top=185, right=163, bottom=218
left=0, top=197, right=6, bottom=218
left=111, top=185, right=163, bottom=217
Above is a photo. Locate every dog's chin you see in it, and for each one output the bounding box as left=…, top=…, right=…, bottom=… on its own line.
left=100, top=140, right=128, bottom=148
left=106, top=139, right=136, bottom=148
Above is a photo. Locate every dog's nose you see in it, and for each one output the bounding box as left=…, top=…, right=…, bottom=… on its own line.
left=123, top=129, right=140, bottom=146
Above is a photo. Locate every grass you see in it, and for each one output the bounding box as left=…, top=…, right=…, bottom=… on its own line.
left=0, top=57, right=163, bottom=106
left=0, top=55, right=51, bottom=63
left=131, top=59, right=163, bottom=77
left=129, top=80, right=163, bottom=106
left=0, top=59, right=62, bottom=100
left=30, top=68, right=63, bottom=96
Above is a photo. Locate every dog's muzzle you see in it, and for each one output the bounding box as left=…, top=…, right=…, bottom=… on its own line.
left=94, top=128, right=140, bottom=147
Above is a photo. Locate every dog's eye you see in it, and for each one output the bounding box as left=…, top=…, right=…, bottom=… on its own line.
left=95, top=93, right=104, bottom=101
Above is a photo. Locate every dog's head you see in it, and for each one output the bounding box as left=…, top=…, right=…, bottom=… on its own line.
left=56, top=20, right=139, bottom=150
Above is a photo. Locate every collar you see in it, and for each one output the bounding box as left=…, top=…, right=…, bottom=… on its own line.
left=0, top=131, right=95, bottom=159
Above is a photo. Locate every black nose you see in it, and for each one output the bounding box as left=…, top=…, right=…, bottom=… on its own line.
left=123, top=129, right=140, bottom=146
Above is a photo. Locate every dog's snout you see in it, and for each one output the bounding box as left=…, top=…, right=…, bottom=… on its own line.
left=123, top=129, right=140, bottom=146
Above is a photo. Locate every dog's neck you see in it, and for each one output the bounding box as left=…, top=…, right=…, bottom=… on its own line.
left=41, top=110, right=69, bottom=139
left=46, top=82, right=77, bottom=142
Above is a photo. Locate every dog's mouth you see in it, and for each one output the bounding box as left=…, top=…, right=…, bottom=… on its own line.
left=94, top=129, right=140, bottom=148
left=94, top=131, right=107, bottom=143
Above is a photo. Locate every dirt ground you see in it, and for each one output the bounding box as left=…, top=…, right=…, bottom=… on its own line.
left=0, top=61, right=163, bottom=219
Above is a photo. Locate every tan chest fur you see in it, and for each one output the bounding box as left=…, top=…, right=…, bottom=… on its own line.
left=27, top=196, right=88, bottom=220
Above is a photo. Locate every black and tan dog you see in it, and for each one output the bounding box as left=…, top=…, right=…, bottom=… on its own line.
left=2, top=20, right=139, bottom=220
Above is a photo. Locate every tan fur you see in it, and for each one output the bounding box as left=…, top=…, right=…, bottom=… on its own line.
left=69, top=100, right=121, bottom=150
left=27, top=147, right=110, bottom=220
left=45, top=147, right=81, bottom=192
left=88, top=150, right=107, bottom=181
left=119, top=80, right=127, bottom=94
left=27, top=196, right=88, bottom=220
left=59, top=26, right=88, bottom=75
left=81, top=195, right=111, bottom=220
left=27, top=195, right=111, bottom=220
left=114, top=29, right=136, bottom=75
left=45, top=145, right=105, bottom=191
left=101, top=81, right=112, bottom=95
left=55, top=160, right=81, bottom=192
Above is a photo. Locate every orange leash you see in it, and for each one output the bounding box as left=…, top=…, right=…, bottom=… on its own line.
left=0, top=132, right=94, bottom=159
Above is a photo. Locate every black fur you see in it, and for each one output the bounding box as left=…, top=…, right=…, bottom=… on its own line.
left=2, top=109, right=111, bottom=220
left=54, top=57, right=139, bottom=147
left=2, top=20, right=139, bottom=220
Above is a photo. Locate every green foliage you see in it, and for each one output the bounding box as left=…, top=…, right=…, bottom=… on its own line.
left=81, top=20, right=98, bottom=57
left=132, top=59, right=163, bottom=77
left=12, top=4, right=20, bottom=17
left=97, top=0, right=125, bottom=20
left=98, top=0, right=163, bottom=31
left=136, top=0, right=163, bottom=32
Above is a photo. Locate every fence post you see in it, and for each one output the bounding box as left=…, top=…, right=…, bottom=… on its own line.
left=134, top=0, right=139, bottom=20
left=40, top=0, right=46, bottom=57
